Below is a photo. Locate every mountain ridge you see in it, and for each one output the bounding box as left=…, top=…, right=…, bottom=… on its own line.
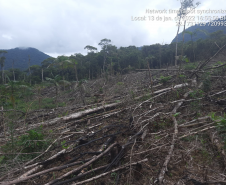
left=0, top=47, right=51, bottom=70
left=171, top=17, right=226, bottom=43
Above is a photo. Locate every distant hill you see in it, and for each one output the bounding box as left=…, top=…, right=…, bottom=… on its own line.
left=171, top=17, right=226, bottom=43
left=0, top=47, right=51, bottom=70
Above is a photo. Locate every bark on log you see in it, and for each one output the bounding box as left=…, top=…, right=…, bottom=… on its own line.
left=15, top=102, right=120, bottom=133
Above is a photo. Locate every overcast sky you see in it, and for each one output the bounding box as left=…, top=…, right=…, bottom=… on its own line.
left=0, top=0, right=225, bottom=57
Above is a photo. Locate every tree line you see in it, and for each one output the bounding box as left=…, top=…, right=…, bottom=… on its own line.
left=0, top=31, right=225, bottom=85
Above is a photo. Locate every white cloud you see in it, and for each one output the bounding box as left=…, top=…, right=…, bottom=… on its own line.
left=2, top=34, right=12, bottom=40
left=0, top=0, right=224, bottom=57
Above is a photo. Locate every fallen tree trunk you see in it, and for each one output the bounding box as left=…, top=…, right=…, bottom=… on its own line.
left=13, top=83, right=189, bottom=134
left=62, top=102, right=119, bottom=121
left=15, top=102, right=120, bottom=133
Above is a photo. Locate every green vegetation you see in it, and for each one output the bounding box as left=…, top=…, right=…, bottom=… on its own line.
left=130, top=90, right=135, bottom=99
left=61, top=140, right=69, bottom=149
left=189, top=89, right=204, bottom=99
left=209, top=112, right=226, bottom=148
left=189, top=90, right=204, bottom=112
left=202, top=72, right=211, bottom=93
left=117, top=82, right=124, bottom=86
left=1, top=126, right=50, bottom=163
left=181, top=135, right=196, bottom=142
left=0, top=29, right=225, bottom=87
left=140, top=94, right=151, bottom=101
left=183, top=62, right=197, bottom=70
left=173, top=112, right=180, bottom=117
left=1, top=47, right=50, bottom=71
left=160, top=75, right=171, bottom=84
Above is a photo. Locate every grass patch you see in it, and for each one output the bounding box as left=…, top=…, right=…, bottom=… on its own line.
left=0, top=126, right=51, bottom=164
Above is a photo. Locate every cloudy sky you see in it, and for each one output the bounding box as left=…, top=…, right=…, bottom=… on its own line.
left=0, top=0, right=225, bottom=57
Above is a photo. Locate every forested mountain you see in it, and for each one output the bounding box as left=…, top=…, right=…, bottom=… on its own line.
left=171, top=17, right=226, bottom=43
left=0, top=32, right=226, bottom=85
left=0, top=47, right=50, bottom=70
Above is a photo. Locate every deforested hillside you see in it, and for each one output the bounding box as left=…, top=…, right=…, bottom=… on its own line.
left=2, top=0, right=226, bottom=184
left=1, top=45, right=226, bottom=184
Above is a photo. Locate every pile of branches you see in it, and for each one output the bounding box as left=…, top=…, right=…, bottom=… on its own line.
left=1, top=46, right=226, bottom=184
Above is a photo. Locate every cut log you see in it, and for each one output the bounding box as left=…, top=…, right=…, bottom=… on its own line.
left=15, top=102, right=120, bottom=133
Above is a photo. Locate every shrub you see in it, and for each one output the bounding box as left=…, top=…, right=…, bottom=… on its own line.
left=202, top=72, right=211, bottom=93
left=210, top=112, right=226, bottom=149
left=42, top=98, right=56, bottom=109
left=189, top=89, right=204, bottom=98
left=189, top=90, right=204, bottom=112
left=160, top=76, right=171, bottom=84
left=1, top=126, right=50, bottom=161
left=178, top=74, right=187, bottom=83
left=183, top=63, right=197, bottom=70
left=18, top=129, right=47, bottom=153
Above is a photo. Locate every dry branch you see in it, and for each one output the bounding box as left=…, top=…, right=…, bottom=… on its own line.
left=24, top=136, right=62, bottom=167
left=1, top=142, right=117, bottom=185
left=158, top=116, right=178, bottom=184
left=190, top=44, right=226, bottom=78
left=45, top=142, right=117, bottom=185
left=53, top=164, right=109, bottom=185
left=205, top=62, right=226, bottom=70
left=71, top=158, right=148, bottom=185
left=132, top=143, right=169, bottom=156
left=179, top=125, right=216, bottom=139
left=179, top=121, right=208, bottom=128
left=209, top=89, right=226, bottom=97
left=136, top=69, right=203, bottom=72
left=209, top=131, right=226, bottom=166
left=179, top=116, right=210, bottom=127
left=172, top=90, right=192, bottom=114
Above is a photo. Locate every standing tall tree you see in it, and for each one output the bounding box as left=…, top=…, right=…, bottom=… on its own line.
left=0, top=56, right=6, bottom=84
left=0, top=50, right=7, bottom=84
left=41, top=57, right=55, bottom=81
left=98, top=38, right=111, bottom=73
left=175, top=0, right=200, bottom=66
left=159, top=43, right=163, bottom=69
left=45, top=75, right=61, bottom=104
left=28, top=55, right=32, bottom=85
left=68, top=55, right=79, bottom=82
left=84, top=45, right=97, bottom=53
left=84, top=45, right=97, bottom=79
left=52, top=56, right=72, bottom=90
left=184, top=30, right=197, bottom=62
left=12, top=60, right=16, bottom=81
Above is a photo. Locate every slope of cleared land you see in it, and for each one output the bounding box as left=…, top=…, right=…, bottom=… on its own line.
left=1, top=52, right=226, bottom=184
